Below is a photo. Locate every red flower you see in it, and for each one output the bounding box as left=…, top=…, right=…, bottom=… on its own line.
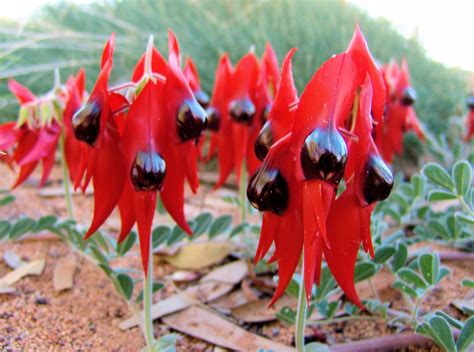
left=248, top=27, right=394, bottom=306
left=376, top=58, right=424, bottom=162
left=213, top=44, right=280, bottom=188
left=0, top=71, right=84, bottom=189
left=73, top=31, right=205, bottom=274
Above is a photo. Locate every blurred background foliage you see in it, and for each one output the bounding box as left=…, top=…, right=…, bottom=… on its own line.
left=0, top=0, right=470, bottom=132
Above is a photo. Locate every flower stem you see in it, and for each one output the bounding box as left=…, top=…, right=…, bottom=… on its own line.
left=59, top=133, right=74, bottom=219
left=239, top=161, right=247, bottom=223
left=295, top=256, right=307, bottom=352
left=143, top=239, right=156, bottom=350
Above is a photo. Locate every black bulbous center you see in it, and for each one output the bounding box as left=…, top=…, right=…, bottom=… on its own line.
left=131, top=151, right=166, bottom=192
left=194, top=90, right=210, bottom=109
left=300, top=128, right=348, bottom=185
left=72, top=102, right=101, bottom=146
left=400, top=87, right=416, bottom=106
left=363, top=154, right=394, bottom=204
left=205, top=107, right=220, bottom=131
left=247, top=167, right=289, bottom=215
left=229, top=98, right=255, bottom=124
left=466, top=95, right=474, bottom=111
left=176, top=99, right=207, bottom=142
left=254, top=121, right=273, bottom=161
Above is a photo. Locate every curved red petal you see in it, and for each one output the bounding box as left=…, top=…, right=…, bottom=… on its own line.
left=134, top=191, right=156, bottom=275
left=8, top=79, right=36, bottom=104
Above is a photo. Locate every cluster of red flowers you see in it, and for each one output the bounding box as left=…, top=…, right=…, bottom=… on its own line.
left=465, top=79, right=474, bottom=141
left=0, top=73, right=84, bottom=188
left=1, top=27, right=430, bottom=304
left=202, top=44, right=280, bottom=188
left=247, top=27, right=394, bottom=306
left=375, top=59, right=424, bottom=163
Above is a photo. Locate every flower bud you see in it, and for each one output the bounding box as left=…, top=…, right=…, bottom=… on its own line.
left=72, top=102, right=101, bottom=146
left=300, top=128, right=347, bottom=185
left=254, top=121, right=273, bottom=161
left=247, top=167, right=289, bottom=215
left=362, top=154, right=393, bottom=204
left=229, top=98, right=255, bottom=124
left=177, top=99, right=207, bottom=142
left=205, top=107, right=220, bottom=131
left=400, top=87, right=416, bottom=106
left=131, top=151, right=166, bottom=192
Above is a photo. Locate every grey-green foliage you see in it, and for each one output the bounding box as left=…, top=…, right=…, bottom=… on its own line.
left=0, top=0, right=469, bottom=132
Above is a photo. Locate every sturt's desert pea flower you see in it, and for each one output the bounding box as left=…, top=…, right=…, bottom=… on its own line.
left=0, top=70, right=85, bottom=189
left=213, top=43, right=280, bottom=189
left=248, top=27, right=394, bottom=307
left=377, top=58, right=425, bottom=163
left=72, top=31, right=206, bottom=273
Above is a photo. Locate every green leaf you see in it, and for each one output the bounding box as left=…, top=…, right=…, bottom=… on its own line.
left=316, top=266, right=337, bottom=300
left=285, top=274, right=301, bottom=299
left=305, top=342, right=330, bottom=352
left=209, top=215, right=232, bottom=238
left=436, top=267, right=450, bottom=283
left=428, top=190, right=457, bottom=202
left=9, top=217, right=36, bottom=239
left=33, top=215, right=57, bottom=233
left=354, top=262, right=378, bottom=282
left=455, top=211, right=474, bottom=225
left=117, top=273, right=134, bottom=300
left=167, top=226, right=187, bottom=246
left=152, top=226, right=170, bottom=248
left=155, top=334, right=177, bottom=352
left=429, top=316, right=456, bottom=352
left=457, top=316, right=474, bottom=351
left=373, top=246, right=395, bottom=264
left=428, top=220, right=450, bottom=240
left=419, top=253, right=440, bottom=286
left=411, top=174, right=426, bottom=197
left=0, top=220, right=12, bottom=239
left=435, top=311, right=463, bottom=330
left=90, top=232, right=110, bottom=254
left=192, top=212, right=213, bottom=238
left=461, top=279, right=474, bottom=288
left=98, top=263, right=114, bottom=277
left=118, top=231, right=137, bottom=256
left=397, top=268, right=427, bottom=289
left=230, top=222, right=249, bottom=237
left=275, top=306, right=296, bottom=325
left=422, top=163, right=455, bottom=191
left=0, top=195, right=15, bottom=206
left=392, top=280, right=418, bottom=297
left=416, top=316, right=456, bottom=352
left=452, top=160, right=472, bottom=197
left=135, top=282, right=164, bottom=303
left=391, top=242, right=408, bottom=272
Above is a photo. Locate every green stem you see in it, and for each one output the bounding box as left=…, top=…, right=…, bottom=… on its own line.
left=143, top=238, right=155, bottom=350
left=239, top=161, right=247, bottom=223
left=59, top=133, right=74, bottom=219
left=412, top=297, right=422, bottom=325
left=295, top=256, right=306, bottom=352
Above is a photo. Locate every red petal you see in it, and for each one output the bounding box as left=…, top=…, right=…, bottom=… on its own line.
left=84, top=130, right=124, bottom=239
left=118, top=180, right=136, bottom=243
left=12, top=162, right=37, bottom=189
left=262, top=42, right=280, bottom=95
left=346, top=25, right=386, bottom=123
left=183, top=57, right=201, bottom=92
left=0, top=122, right=22, bottom=150
left=39, top=148, right=55, bottom=187
left=100, top=33, right=115, bottom=69
left=134, top=191, right=156, bottom=275
left=8, top=79, right=36, bottom=104
left=324, top=190, right=363, bottom=308
left=254, top=212, right=280, bottom=263
left=18, top=124, right=60, bottom=166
